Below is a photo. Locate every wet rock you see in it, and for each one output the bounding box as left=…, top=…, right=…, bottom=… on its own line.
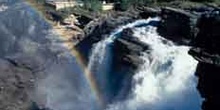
left=76, top=11, right=140, bottom=61
left=76, top=8, right=158, bottom=62
left=111, top=27, right=150, bottom=74
left=189, top=48, right=220, bottom=65
left=113, top=38, right=147, bottom=69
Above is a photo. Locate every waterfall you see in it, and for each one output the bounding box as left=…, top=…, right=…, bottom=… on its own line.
left=104, top=21, right=202, bottom=110
left=87, top=18, right=161, bottom=103
left=87, top=18, right=161, bottom=72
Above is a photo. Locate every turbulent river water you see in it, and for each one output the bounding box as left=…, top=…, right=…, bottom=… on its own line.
left=88, top=18, right=202, bottom=110
left=0, top=0, right=201, bottom=110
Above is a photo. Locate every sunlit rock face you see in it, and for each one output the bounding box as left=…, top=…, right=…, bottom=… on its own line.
left=0, top=0, right=51, bottom=109
left=0, top=1, right=99, bottom=110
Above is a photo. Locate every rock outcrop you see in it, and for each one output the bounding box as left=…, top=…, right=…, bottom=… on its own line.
left=189, top=9, right=220, bottom=110
left=113, top=28, right=149, bottom=69
left=75, top=9, right=160, bottom=102
left=76, top=10, right=142, bottom=61
left=76, top=5, right=220, bottom=110
left=158, top=7, right=198, bottom=45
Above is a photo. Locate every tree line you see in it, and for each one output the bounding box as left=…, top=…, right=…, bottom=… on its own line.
left=80, top=0, right=218, bottom=11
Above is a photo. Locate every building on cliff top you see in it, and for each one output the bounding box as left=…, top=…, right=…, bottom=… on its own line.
left=46, top=0, right=83, bottom=10
left=46, top=0, right=114, bottom=11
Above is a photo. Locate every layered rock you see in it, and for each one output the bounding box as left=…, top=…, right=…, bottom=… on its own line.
left=108, top=28, right=151, bottom=102
left=113, top=28, right=149, bottom=69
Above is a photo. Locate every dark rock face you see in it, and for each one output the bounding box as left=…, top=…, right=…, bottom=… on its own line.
left=75, top=10, right=158, bottom=102
left=113, top=28, right=149, bottom=69
left=194, top=63, right=220, bottom=110
left=108, top=27, right=151, bottom=102
left=158, top=7, right=198, bottom=45
left=189, top=10, right=220, bottom=110
left=76, top=7, right=160, bottom=62
left=75, top=11, right=141, bottom=61
left=192, top=10, right=220, bottom=54
left=137, top=7, right=161, bottom=18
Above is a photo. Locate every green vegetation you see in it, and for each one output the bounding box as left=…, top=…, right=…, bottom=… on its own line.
left=82, top=0, right=102, bottom=12
left=118, top=0, right=220, bottom=10
left=26, top=0, right=220, bottom=23
left=120, top=0, right=154, bottom=10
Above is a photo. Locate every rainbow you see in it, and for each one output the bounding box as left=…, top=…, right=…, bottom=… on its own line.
left=69, top=48, right=105, bottom=109
left=26, top=1, right=105, bottom=109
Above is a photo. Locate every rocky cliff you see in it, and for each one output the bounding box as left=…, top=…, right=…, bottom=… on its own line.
left=75, top=9, right=160, bottom=102
left=0, top=1, right=80, bottom=110
left=76, top=5, right=220, bottom=110
left=189, top=10, right=220, bottom=110
left=75, top=8, right=160, bottom=61
left=1, top=0, right=219, bottom=109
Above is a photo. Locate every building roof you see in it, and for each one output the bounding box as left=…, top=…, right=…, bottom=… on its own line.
left=46, top=0, right=75, bottom=2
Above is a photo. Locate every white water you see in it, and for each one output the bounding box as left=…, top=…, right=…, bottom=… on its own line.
left=0, top=4, right=8, bottom=12
left=106, top=23, right=201, bottom=110
left=87, top=18, right=161, bottom=103
left=87, top=18, right=160, bottom=72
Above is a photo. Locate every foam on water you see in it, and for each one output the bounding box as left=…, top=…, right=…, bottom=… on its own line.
left=105, top=21, right=201, bottom=110
left=87, top=18, right=160, bottom=104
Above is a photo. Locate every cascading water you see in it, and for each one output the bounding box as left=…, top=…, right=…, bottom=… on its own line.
left=1, top=1, right=201, bottom=108
left=87, top=18, right=161, bottom=73
left=106, top=21, right=202, bottom=110
left=87, top=18, right=161, bottom=103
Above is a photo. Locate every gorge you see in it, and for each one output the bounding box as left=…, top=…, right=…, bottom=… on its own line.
left=0, top=0, right=220, bottom=110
